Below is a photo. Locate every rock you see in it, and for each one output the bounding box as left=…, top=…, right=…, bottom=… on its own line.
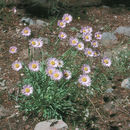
left=20, top=17, right=49, bottom=27
left=121, top=78, right=130, bottom=89
left=60, top=0, right=102, bottom=7
left=114, top=26, right=130, bottom=36
left=36, top=20, right=49, bottom=27
left=105, top=88, right=114, bottom=93
left=34, top=119, right=68, bottom=130
left=21, top=17, right=33, bottom=25
left=0, top=105, right=11, bottom=119
left=101, top=32, right=117, bottom=47
left=40, top=37, right=49, bottom=44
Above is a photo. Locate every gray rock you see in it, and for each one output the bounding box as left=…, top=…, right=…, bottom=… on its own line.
left=40, top=37, right=49, bottom=44
left=101, top=32, right=117, bottom=47
left=0, top=105, right=11, bottom=119
left=105, top=88, right=114, bottom=93
left=36, top=20, right=49, bottom=27
left=114, top=26, right=130, bottom=36
left=29, top=19, right=35, bottom=25
left=34, top=119, right=68, bottom=130
left=21, top=17, right=31, bottom=24
left=121, top=78, right=130, bottom=89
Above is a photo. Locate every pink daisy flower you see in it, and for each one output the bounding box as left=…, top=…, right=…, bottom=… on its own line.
left=82, top=64, right=91, bottom=74
left=9, top=46, right=17, bottom=54
left=21, top=27, right=31, bottom=36
left=63, top=70, right=72, bottom=80
left=12, top=60, right=22, bottom=71
left=36, top=38, right=43, bottom=48
left=80, top=27, right=88, bottom=34
left=93, top=51, right=100, bottom=57
left=57, top=60, right=64, bottom=68
left=57, top=20, right=66, bottom=28
left=95, top=32, right=102, bottom=39
left=62, top=13, right=72, bottom=24
left=47, top=58, right=58, bottom=68
left=58, top=32, right=67, bottom=40
left=29, top=38, right=38, bottom=48
left=69, top=37, right=79, bottom=46
left=45, top=67, right=56, bottom=77
left=84, top=48, right=94, bottom=57
left=78, top=74, right=91, bottom=87
left=28, top=61, right=40, bottom=72
left=76, top=42, right=84, bottom=51
left=102, top=57, right=111, bottom=67
left=91, top=40, right=98, bottom=48
left=86, top=26, right=93, bottom=33
left=50, top=69, right=63, bottom=81
left=21, top=85, right=33, bottom=96
left=83, top=33, right=92, bottom=42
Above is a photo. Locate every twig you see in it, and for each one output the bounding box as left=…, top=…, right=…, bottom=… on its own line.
left=86, top=95, right=105, bottom=122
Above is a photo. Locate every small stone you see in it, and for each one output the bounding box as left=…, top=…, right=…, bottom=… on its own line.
left=105, top=88, right=114, bottom=93
left=121, top=78, right=130, bottom=89
left=95, top=19, right=99, bottom=23
left=34, top=119, right=68, bottom=130
left=23, top=116, right=28, bottom=121
left=40, top=37, right=49, bottom=44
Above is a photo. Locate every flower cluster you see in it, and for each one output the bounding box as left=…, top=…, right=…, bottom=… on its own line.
left=10, top=13, right=112, bottom=97
left=46, top=58, right=72, bottom=81
left=57, top=14, right=72, bottom=28
left=29, top=37, right=43, bottom=48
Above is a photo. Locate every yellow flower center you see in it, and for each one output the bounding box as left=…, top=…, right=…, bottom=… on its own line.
left=72, top=40, right=76, bottom=44
left=78, top=44, right=82, bottom=48
left=104, top=59, right=108, bottom=64
left=32, top=64, right=37, bottom=69
left=15, top=64, right=20, bottom=68
left=65, top=17, right=69, bottom=21
left=60, top=22, right=63, bottom=26
left=24, top=30, right=29, bottom=34
left=83, top=30, right=86, bottom=33
left=50, top=61, right=55, bottom=65
left=54, top=73, right=59, bottom=78
left=84, top=67, right=88, bottom=71
left=93, top=42, right=96, bottom=46
left=88, top=51, right=92, bottom=55
left=48, top=69, right=53, bottom=75
left=11, top=48, right=15, bottom=52
left=25, top=88, right=30, bottom=93
left=82, top=77, right=87, bottom=82
left=61, top=34, right=64, bottom=38
left=97, top=34, right=100, bottom=37
left=32, top=41, right=36, bottom=45
left=85, top=36, right=89, bottom=39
